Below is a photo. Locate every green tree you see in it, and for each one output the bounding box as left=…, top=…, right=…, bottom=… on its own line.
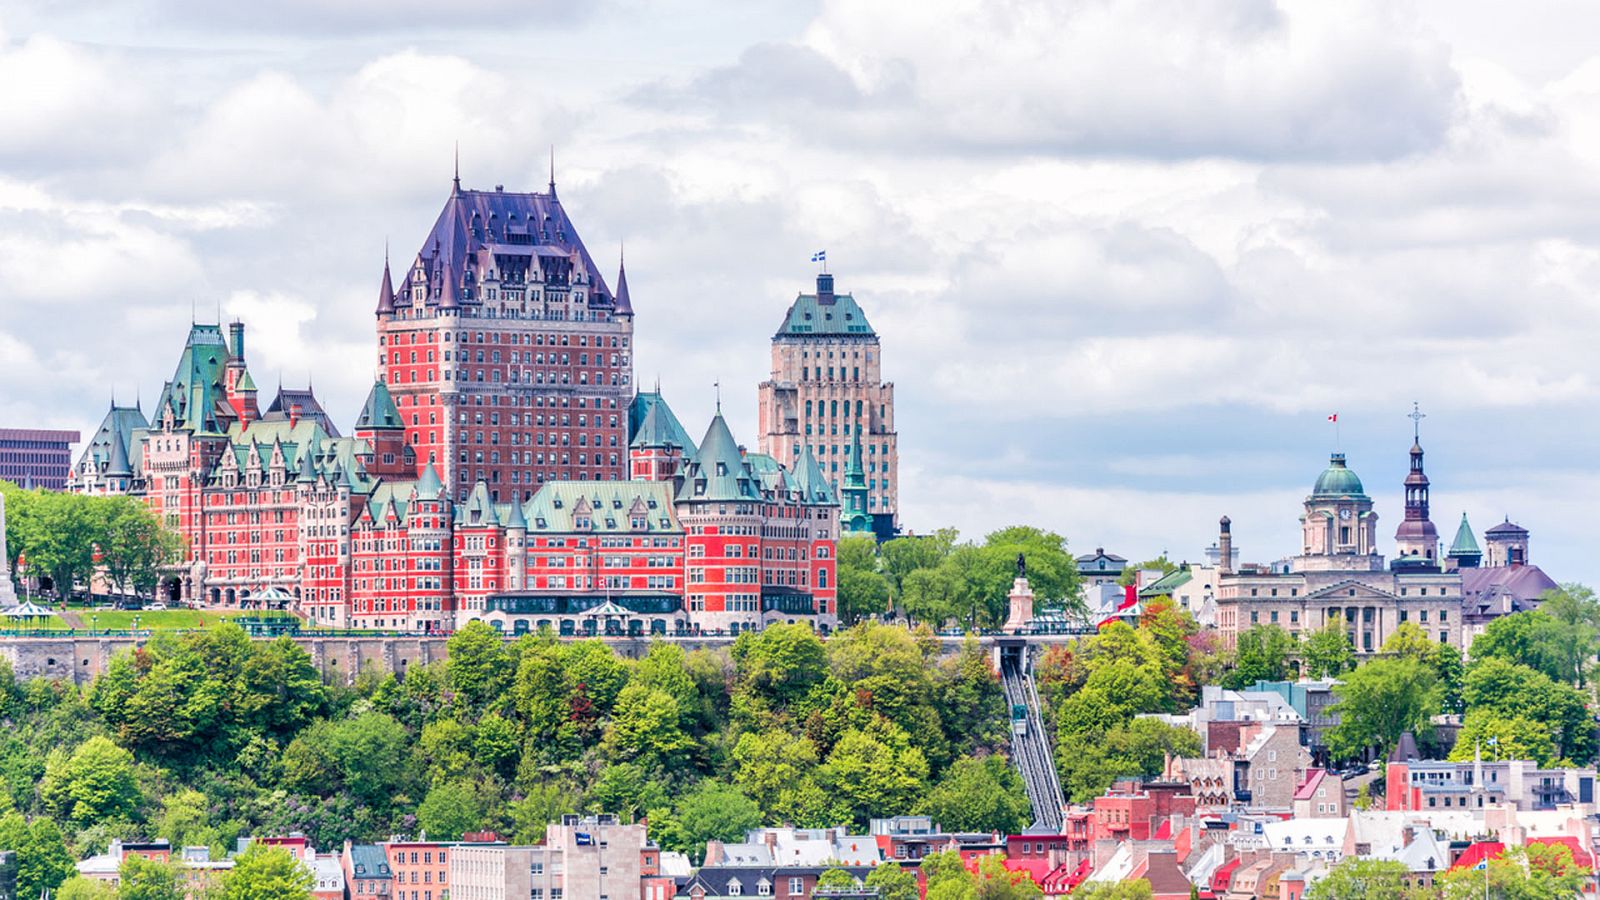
left=215, top=843, right=314, bottom=900
left=1461, top=658, right=1594, bottom=763
left=118, top=853, right=184, bottom=900
left=55, top=877, right=117, bottom=900
left=1327, top=658, right=1439, bottom=761
left=837, top=534, right=879, bottom=573
left=0, top=813, right=75, bottom=900
left=39, top=736, right=142, bottom=826
left=866, top=862, right=919, bottom=900
left=1470, top=610, right=1566, bottom=683
left=1536, top=583, right=1600, bottom=687
left=1449, top=710, right=1556, bottom=766
left=819, top=727, right=929, bottom=828
left=155, top=788, right=218, bottom=852
left=1437, top=843, right=1587, bottom=900
left=416, top=779, right=490, bottom=841
left=1226, top=625, right=1295, bottom=688
left=919, top=756, right=1030, bottom=834
left=730, top=730, right=832, bottom=826
left=97, top=496, right=184, bottom=598
left=838, top=566, right=892, bottom=625
left=880, top=530, right=957, bottom=600
left=1304, top=857, right=1416, bottom=900
left=671, top=780, right=762, bottom=859
left=817, top=868, right=857, bottom=889
left=900, top=565, right=969, bottom=627
left=731, top=623, right=828, bottom=709
left=1301, top=615, right=1355, bottom=678
left=923, top=849, right=976, bottom=900
left=445, top=620, right=512, bottom=711
left=606, top=683, right=694, bottom=771
left=1074, top=883, right=1154, bottom=900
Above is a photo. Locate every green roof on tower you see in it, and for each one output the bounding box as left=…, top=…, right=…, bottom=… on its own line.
left=629, top=390, right=697, bottom=453
left=355, top=381, right=402, bottom=430
left=775, top=273, right=876, bottom=338
left=151, top=323, right=236, bottom=436
left=1449, top=513, right=1482, bottom=557
left=1311, top=452, right=1367, bottom=499
left=677, top=413, right=761, bottom=503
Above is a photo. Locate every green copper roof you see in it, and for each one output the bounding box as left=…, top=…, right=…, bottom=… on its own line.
left=520, top=481, right=681, bottom=533
left=458, top=481, right=500, bottom=527
left=1138, top=567, right=1193, bottom=599
left=791, top=444, right=837, bottom=506
left=1449, top=513, right=1482, bottom=557
left=775, top=291, right=876, bottom=338
left=628, top=391, right=697, bottom=454
left=677, top=414, right=761, bottom=503
left=843, top=429, right=866, bottom=488
left=152, top=324, right=236, bottom=436
left=355, top=381, right=403, bottom=430
left=77, top=403, right=149, bottom=478
left=1311, top=453, right=1367, bottom=499
left=415, top=462, right=445, bottom=500
left=236, top=368, right=258, bottom=393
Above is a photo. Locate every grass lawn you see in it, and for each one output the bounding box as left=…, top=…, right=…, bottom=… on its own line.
left=81, top=610, right=296, bottom=631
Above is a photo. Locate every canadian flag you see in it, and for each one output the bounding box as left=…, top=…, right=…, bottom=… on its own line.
left=1327, top=413, right=1338, bottom=423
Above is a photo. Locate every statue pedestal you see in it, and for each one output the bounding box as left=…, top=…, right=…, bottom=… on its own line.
left=1002, top=577, right=1034, bottom=634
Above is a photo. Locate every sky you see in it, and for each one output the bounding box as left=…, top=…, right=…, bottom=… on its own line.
left=2, top=0, right=1598, bottom=582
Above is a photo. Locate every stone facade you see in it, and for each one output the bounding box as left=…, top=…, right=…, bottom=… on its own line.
left=1215, top=439, right=1466, bottom=653
left=757, top=273, right=898, bottom=538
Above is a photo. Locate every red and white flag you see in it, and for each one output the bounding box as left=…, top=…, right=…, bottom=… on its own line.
left=1327, top=413, right=1338, bottom=423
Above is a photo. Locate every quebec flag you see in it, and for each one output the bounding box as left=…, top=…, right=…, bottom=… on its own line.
left=811, top=250, right=826, bottom=262
left=576, top=832, right=594, bottom=846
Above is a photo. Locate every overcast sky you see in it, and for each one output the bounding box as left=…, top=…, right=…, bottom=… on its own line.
left=3, top=0, right=1598, bottom=582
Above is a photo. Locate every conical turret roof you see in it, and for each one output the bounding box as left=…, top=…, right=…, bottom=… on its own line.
left=415, top=461, right=445, bottom=500
left=1449, top=513, right=1482, bottom=557
left=676, top=414, right=760, bottom=503
left=377, top=255, right=396, bottom=314
left=792, top=444, right=837, bottom=506
left=355, top=381, right=402, bottom=430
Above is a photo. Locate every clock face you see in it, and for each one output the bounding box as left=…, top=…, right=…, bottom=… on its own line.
left=1339, top=508, right=1352, bottom=520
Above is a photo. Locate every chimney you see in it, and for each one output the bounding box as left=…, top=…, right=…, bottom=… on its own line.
left=1219, top=516, right=1233, bottom=575
left=289, top=404, right=302, bottom=428
left=229, top=320, right=245, bottom=360
left=816, top=272, right=835, bottom=304
left=1401, top=825, right=1415, bottom=847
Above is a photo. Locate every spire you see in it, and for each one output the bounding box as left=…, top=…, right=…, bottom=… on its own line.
left=105, top=429, right=132, bottom=477
left=844, top=427, right=865, bottom=485
left=415, top=461, right=445, bottom=500
left=356, top=381, right=402, bottom=430
left=377, top=245, right=396, bottom=315
left=452, top=141, right=461, bottom=195
left=295, top=442, right=318, bottom=483
left=548, top=145, right=556, bottom=198
left=506, top=497, right=528, bottom=530
left=614, top=243, right=633, bottom=315
left=1449, top=513, right=1483, bottom=565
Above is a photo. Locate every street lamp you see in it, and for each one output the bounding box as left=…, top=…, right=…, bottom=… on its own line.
left=91, top=614, right=98, bottom=633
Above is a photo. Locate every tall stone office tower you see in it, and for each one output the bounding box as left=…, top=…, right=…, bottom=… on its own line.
left=758, top=272, right=898, bottom=538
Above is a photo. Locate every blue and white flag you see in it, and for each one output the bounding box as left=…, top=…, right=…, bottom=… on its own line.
left=575, top=832, right=593, bottom=846
left=811, top=250, right=826, bottom=262
left=1475, top=860, right=1488, bottom=871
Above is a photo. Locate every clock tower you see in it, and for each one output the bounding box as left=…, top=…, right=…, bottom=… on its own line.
left=1295, top=452, right=1382, bottom=572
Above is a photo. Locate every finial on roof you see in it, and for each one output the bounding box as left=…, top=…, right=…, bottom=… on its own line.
left=654, top=373, right=661, bottom=394
left=1409, top=401, right=1426, bottom=443
left=714, top=380, right=721, bottom=415
left=549, top=145, right=557, bottom=198
left=453, top=142, right=461, bottom=194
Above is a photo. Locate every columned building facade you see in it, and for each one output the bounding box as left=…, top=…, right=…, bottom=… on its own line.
left=1215, top=443, right=1465, bottom=654
left=757, top=273, right=898, bottom=538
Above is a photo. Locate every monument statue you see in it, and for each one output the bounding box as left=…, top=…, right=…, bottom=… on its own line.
left=1015, top=552, right=1026, bottom=579
left=0, top=493, right=16, bottom=607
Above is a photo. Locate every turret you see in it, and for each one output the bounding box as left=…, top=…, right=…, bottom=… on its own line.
left=1393, top=409, right=1440, bottom=567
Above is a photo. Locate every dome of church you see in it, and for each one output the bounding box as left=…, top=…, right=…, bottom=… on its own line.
left=1312, top=453, right=1366, bottom=498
